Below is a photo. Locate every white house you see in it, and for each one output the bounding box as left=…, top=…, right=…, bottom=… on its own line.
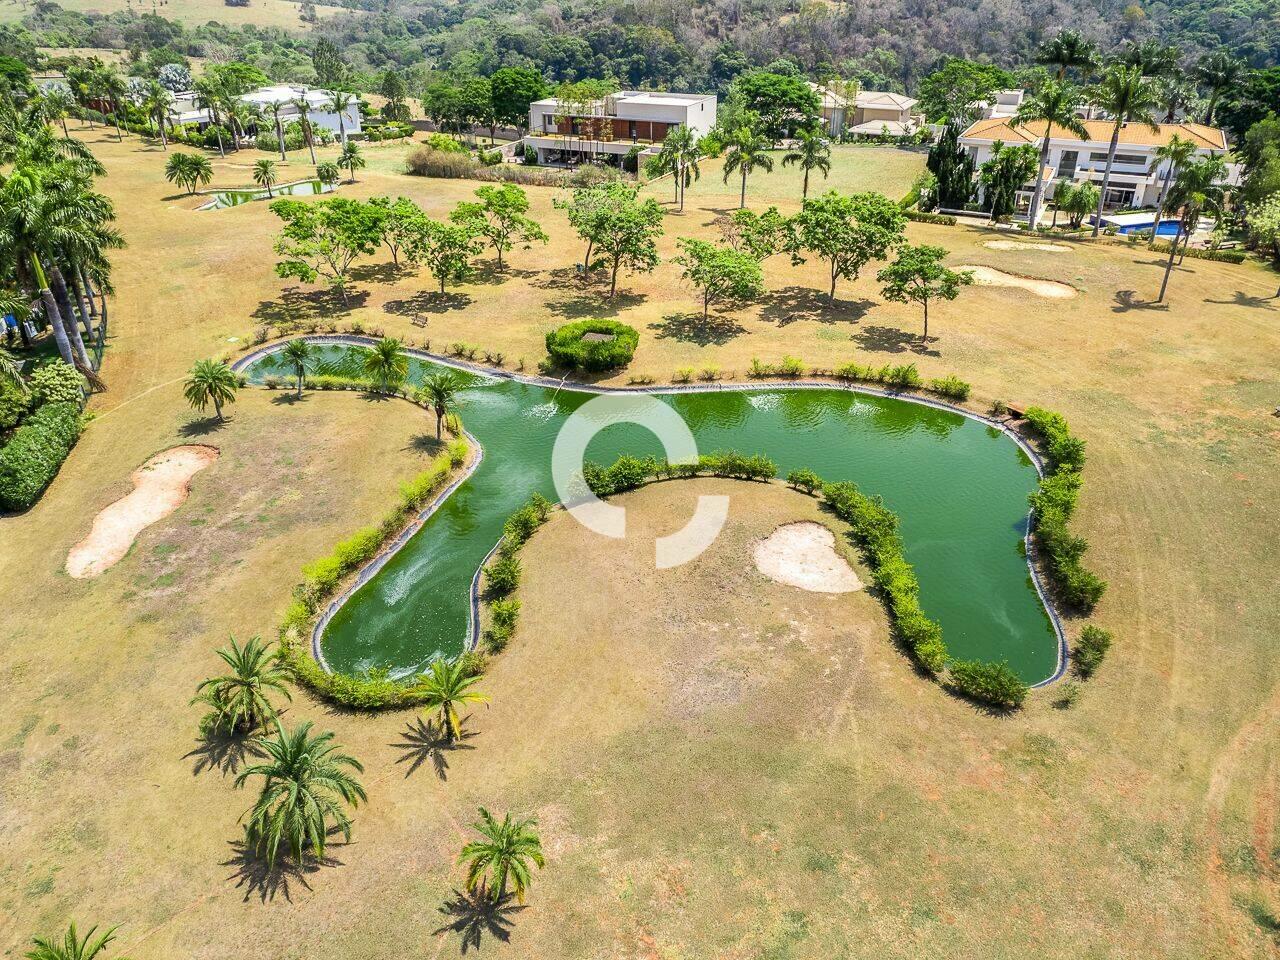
left=958, top=116, right=1230, bottom=214
left=240, top=85, right=361, bottom=136
left=971, top=89, right=1026, bottom=119
left=809, top=82, right=924, bottom=138
left=524, top=90, right=716, bottom=165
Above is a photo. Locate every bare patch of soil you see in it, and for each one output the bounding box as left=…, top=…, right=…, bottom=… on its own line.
left=981, top=239, right=1072, bottom=253
left=956, top=264, right=1078, bottom=299
left=753, top=522, right=862, bottom=593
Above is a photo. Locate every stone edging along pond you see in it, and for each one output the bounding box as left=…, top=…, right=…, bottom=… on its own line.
left=233, top=335, right=1087, bottom=704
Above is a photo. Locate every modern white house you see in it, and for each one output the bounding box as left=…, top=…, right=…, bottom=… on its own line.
left=809, top=82, right=925, bottom=138
left=958, top=116, right=1230, bottom=215
left=971, top=88, right=1027, bottom=120
left=524, top=90, right=716, bottom=164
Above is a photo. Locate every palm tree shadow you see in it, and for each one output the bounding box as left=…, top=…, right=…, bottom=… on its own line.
left=178, top=416, right=227, bottom=437
left=184, top=730, right=262, bottom=777
left=391, top=717, right=477, bottom=780
left=1112, top=290, right=1170, bottom=313
left=1203, top=290, right=1278, bottom=310
left=222, top=838, right=342, bottom=903
left=433, top=885, right=527, bottom=953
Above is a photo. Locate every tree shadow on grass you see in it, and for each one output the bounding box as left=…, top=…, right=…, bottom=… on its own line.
left=1204, top=290, right=1279, bottom=310
left=184, top=730, right=262, bottom=777
left=383, top=291, right=473, bottom=317
left=408, top=433, right=447, bottom=455
left=528, top=264, right=598, bottom=291
left=648, top=312, right=747, bottom=346
left=223, top=838, right=343, bottom=903
left=349, top=261, right=404, bottom=284
left=434, top=886, right=527, bottom=953
left=850, top=324, right=939, bottom=356
left=472, top=261, right=539, bottom=284
left=391, top=717, right=478, bottom=781
left=548, top=290, right=646, bottom=320
left=251, top=286, right=369, bottom=326
left=178, top=417, right=228, bottom=437
left=758, top=285, right=874, bottom=327
left=270, top=391, right=309, bottom=405
left=1111, top=290, right=1170, bottom=313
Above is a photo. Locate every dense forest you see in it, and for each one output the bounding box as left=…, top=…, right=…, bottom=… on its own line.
left=5, top=0, right=1278, bottom=94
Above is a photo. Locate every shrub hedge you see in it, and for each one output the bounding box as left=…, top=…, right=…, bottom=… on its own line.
left=947, top=659, right=1028, bottom=708
left=478, top=493, right=552, bottom=652
left=1141, top=240, right=1248, bottom=264
left=905, top=209, right=958, bottom=226
left=545, top=319, right=640, bottom=372
left=0, top=402, right=84, bottom=511
left=1073, top=624, right=1112, bottom=677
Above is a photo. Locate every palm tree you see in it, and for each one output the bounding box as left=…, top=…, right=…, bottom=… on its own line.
left=1151, top=74, right=1194, bottom=123
left=671, top=127, right=703, bottom=212
left=164, top=152, right=213, bottom=195
left=1035, top=29, right=1099, bottom=81
left=721, top=122, right=774, bottom=209
left=39, top=87, right=75, bottom=138
left=1157, top=154, right=1227, bottom=302
left=458, top=807, right=545, bottom=903
left=235, top=720, right=366, bottom=867
left=291, top=95, right=318, bottom=165
left=316, top=161, right=340, bottom=188
left=24, top=922, right=125, bottom=960
left=1193, top=51, right=1246, bottom=125
left=1115, top=39, right=1181, bottom=79
left=279, top=338, right=313, bottom=397
left=338, top=141, right=364, bottom=183
left=264, top=100, right=289, bottom=160
left=1088, top=65, right=1160, bottom=237
left=1146, top=134, right=1198, bottom=246
left=782, top=127, right=831, bottom=200
left=224, top=98, right=254, bottom=152
left=252, top=158, right=278, bottom=198
left=0, top=344, right=24, bottom=389
left=1013, top=80, right=1088, bottom=228
left=184, top=358, right=238, bottom=420
left=97, top=68, right=127, bottom=142
left=420, top=657, right=487, bottom=740
left=328, top=90, right=356, bottom=146
left=417, top=371, right=462, bottom=440
left=361, top=336, right=408, bottom=390
left=143, top=81, right=173, bottom=149
left=192, top=635, right=292, bottom=736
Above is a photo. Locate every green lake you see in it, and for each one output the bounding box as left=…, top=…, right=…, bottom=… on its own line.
left=244, top=342, right=1060, bottom=684
left=200, top=179, right=332, bottom=210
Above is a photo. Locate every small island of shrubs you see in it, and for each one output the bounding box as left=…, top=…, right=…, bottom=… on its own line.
left=544, top=319, right=639, bottom=372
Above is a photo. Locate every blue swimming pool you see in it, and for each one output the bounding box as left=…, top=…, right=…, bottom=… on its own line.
left=1115, top=219, right=1183, bottom=237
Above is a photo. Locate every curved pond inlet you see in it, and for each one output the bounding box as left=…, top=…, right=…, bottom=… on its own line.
left=235, top=337, right=1068, bottom=686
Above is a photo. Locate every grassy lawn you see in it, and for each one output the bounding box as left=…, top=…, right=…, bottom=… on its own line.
left=0, top=0, right=346, bottom=28
left=0, top=121, right=1278, bottom=957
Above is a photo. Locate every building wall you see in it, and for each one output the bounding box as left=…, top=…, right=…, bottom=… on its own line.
left=856, top=106, right=906, bottom=125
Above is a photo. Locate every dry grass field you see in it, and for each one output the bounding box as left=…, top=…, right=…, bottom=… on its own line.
left=0, top=122, right=1277, bottom=958
left=0, top=0, right=346, bottom=29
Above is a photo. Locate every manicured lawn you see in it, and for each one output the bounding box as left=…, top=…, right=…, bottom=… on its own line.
left=0, top=121, right=1278, bottom=958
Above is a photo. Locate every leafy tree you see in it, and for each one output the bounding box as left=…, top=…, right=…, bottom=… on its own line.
left=368, top=195, right=422, bottom=267
left=721, top=121, right=774, bottom=209
left=163, top=151, right=212, bottom=195
left=252, top=158, right=278, bottom=198
left=270, top=197, right=384, bottom=303
left=1216, top=67, right=1280, bottom=154
left=404, top=218, right=482, bottom=293
left=781, top=127, right=831, bottom=199
left=1035, top=29, right=1099, bottom=81
left=978, top=141, right=1039, bottom=219
left=1158, top=154, right=1227, bottom=302
left=554, top=180, right=636, bottom=271
left=730, top=70, right=821, bottom=140
left=1013, top=79, right=1088, bottom=226
left=380, top=69, right=410, bottom=122
left=416, top=371, right=463, bottom=440
left=926, top=120, right=975, bottom=209
left=490, top=67, right=549, bottom=132
left=458, top=808, right=545, bottom=903
left=236, top=720, right=366, bottom=867
left=449, top=184, right=548, bottom=270
left=24, top=922, right=127, bottom=960
left=279, top=338, right=314, bottom=397
left=459, top=75, right=496, bottom=142
left=1245, top=193, right=1280, bottom=263
left=311, top=38, right=347, bottom=88
left=876, top=244, right=974, bottom=340
left=361, top=336, right=409, bottom=389
left=566, top=184, right=664, bottom=297
left=184, top=358, right=238, bottom=421
left=420, top=657, right=488, bottom=740
left=1052, top=179, right=1099, bottom=228
left=192, top=635, right=292, bottom=735
left=1240, top=117, right=1280, bottom=208
left=337, top=141, right=364, bottom=182
left=1088, top=64, right=1160, bottom=236
left=718, top=206, right=794, bottom=261
left=790, top=190, right=906, bottom=300
left=205, top=62, right=269, bottom=97
left=673, top=237, right=764, bottom=318
left=917, top=57, right=1013, bottom=123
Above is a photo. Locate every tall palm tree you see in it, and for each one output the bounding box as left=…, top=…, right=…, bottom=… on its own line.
left=1146, top=134, right=1199, bottom=246
left=1088, top=65, right=1160, bottom=237
left=361, top=336, right=408, bottom=390
left=1115, top=39, right=1181, bottom=78
left=1152, top=74, right=1194, bottom=123
left=38, top=87, right=74, bottom=138
left=279, top=338, right=313, bottom=397
left=184, top=358, right=238, bottom=420
left=252, top=158, right=278, bottom=198
left=671, top=127, right=703, bottom=212
left=420, top=657, right=487, bottom=740
left=782, top=127, right=831, bottom=200
left=291, top=95, right=318, bottom=165
left=224, top=98, right=254, bottom=152
left=1013, top=80, right=1088, bottom=228
left=193, top=76, right=227, bottom=157
left=143, top=81, right=173, bottom=149
left=97, top=67, right=127, bottom=142
left=1193, top=51, right=1246, bottom=125
left=458, top=807, right=545, bottom=903
left=235, top=720, right=366, bottom=867
left=721, top=122, right=774, bottom=209
left=338, top=141, right=364, bottom=183
left=1035, top=29, right=1099, bottom=81
left=164, top=152, right=213, bottom=195
left=24, top=922, right=125, bottom=960
left=417, top=371, right=461, bottom=440
left=264, top=100, right=289, bottom=160
left=328, top=90, right=356, bottom=146
left=192, top=635, right=292, bottom=736
left=1157, top=154, right=1227, bottom=302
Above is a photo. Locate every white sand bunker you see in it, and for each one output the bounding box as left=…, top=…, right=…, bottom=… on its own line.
left=956, top=264, right=1078, bottom=299
left=753, top=522, right=862, bottom=594
left=66, top=445, right=219, bottom=579
left=981, top=239, right=1072, bottom=253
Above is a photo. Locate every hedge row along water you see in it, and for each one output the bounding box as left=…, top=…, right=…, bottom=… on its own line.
left=0, top=401, right=84, bottom=512
left=277, top=437, right=472, bottom=709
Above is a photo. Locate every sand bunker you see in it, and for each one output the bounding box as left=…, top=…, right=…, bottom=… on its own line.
left=956, top=265, right=1077, bottom=299
left=66, top=445, right=219, bottom=579
left=981, top=239, right=1072, bottom=253
left=753, top=522, right=862, bottom=594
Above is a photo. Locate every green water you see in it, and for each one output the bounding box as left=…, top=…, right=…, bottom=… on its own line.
left=246, top=344, right=1057, bottom=683
left=201, top=179, right=332, bottom=210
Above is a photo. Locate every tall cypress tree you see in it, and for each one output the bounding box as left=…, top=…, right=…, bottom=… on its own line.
left=927, top=121, right=976, bottom=210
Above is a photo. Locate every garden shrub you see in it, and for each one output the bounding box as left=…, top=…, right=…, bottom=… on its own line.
left=929, top=375, right=971, bottom=401
left=1073, top=624, right=1112, bottom=677
left=1023, top=407, right=1085, bottom=472
left=484, top=552, right=521, bottom=595
left=424, top=133, right=466, bottom=153
left=777, top=355, right=805, bottom=377
left=748, top=358, right=772, bottom=378
left=545, top=319, right=640, bottom=372
left=0, top=401, right=83, bottom=511
left=904, top=209, right=958, bottom=226
left=0, top=379, right=30, bottom=430
left=883, top=363, right=922, bottom=389
left=946, top=659, right=1028, bottom=709
left=29, top=361, right=85, bottom=406
left=787, top=468, right=822, bottom=494
left=1143, top=241, right=1247, bottom=264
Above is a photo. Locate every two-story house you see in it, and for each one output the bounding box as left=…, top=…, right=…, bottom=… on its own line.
left=809, top=82, right=925, bottom=138
left=524, top=90, right=717, bottom=165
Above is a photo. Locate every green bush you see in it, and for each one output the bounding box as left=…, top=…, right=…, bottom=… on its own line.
left=0, top=379, right=30, bottom=430
left=777, top=355, right=805, bottom=377
left=929, top=375, right=971, bottom=401
left=787, top=468, right=822, bottom=495
left=904, top=209, right=958, bottom=226
left=947, top=659, right=1028, bottom=708
left=29, top=361, right=85, bottom=406
left=1073, top=624, right=1112, bottom=677
left=883, top=363, right=922, bottom=389
left=0, top=401, right=83, bottom=511
left=484, top=552, right=521, bottom=595
left=544, top=319, right=640, bottom=372
left=1023, top=406, right=1086, bottom=472
left=698, top=450, right=776, bottom=481
left=1144, top=240, right=1247, bottom=264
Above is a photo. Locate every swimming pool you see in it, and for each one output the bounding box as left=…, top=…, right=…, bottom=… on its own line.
left=1115, top=219, right=1184, bottom=237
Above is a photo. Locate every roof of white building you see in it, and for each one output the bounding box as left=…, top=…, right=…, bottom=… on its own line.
left=959, top=116, right=1228, bottom=151
left=530, top=89, right=714, bottom=111
left=241, top=84, right=339, bottom=110
left=808, top=82, right=917, bottom=112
